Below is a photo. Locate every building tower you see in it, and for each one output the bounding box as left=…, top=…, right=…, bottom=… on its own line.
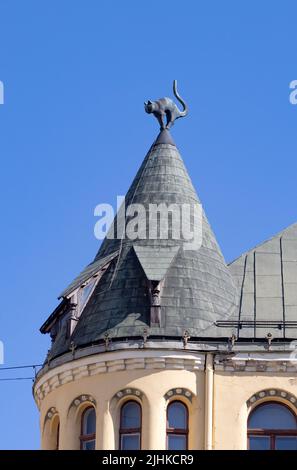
left=34, top=82, right=297, bottom=450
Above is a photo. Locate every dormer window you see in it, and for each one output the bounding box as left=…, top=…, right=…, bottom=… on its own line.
left=40, top=251, right=118, bottom=342
left=58, top=312, right=71, bottom=339
left=68, top=276, right=99, bottom=336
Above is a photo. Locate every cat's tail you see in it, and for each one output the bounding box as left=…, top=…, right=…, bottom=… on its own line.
left=173, top=80, right=188, bottom=117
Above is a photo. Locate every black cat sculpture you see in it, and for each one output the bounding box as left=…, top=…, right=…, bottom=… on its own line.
left=144, top=80, right=188, bottom=130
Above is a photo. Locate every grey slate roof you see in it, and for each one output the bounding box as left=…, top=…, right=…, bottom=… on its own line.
left=228, top=223, right=297, bottom=339
left=48, top=129, right=239, bottom=359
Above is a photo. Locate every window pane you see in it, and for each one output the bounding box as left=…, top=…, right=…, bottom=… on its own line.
left=249, top=435, right=271, bottom=450
left=121, top=434, right=140, bottom=450
left=121, top=402, right=141, bottom=429
left=56, top=423, right=60, bottom=450
left=83, top=408, right=96, bottom=435
left=248, top=404, right=297, bottom=430
left=168, top=402, right=187, bottom=429
left=79, top=279, right=96, bottom=309
left=82, top=439, right=95, bottom=450
left=275, top=436, right=297, bottom=450
left=168, top=434, right=187, bottom=450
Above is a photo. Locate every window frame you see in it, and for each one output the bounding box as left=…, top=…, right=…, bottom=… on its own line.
left=166, top=400, right=189, bottom=450
left=247, top=401, right=297, bottom=450
left=119, top=400, right=142, bottom=450
left=80, top=406, right=96, bottom=450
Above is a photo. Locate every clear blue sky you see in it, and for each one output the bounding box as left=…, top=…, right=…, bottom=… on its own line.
left=0, top=0, right=296, bottom=449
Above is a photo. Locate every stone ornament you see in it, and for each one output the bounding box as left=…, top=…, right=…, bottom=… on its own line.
left=44, top=407, right=58, bottom=429
left=164, top=388, right=193, bottom=403
left=247, top=389, right=297, bottom=410
left=113, top=388, right=143, bottom=402
left=69, top=394, right=96, bottom=411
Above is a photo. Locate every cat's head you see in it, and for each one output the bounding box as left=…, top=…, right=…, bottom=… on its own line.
left=144, top=100, right=155, bottom=114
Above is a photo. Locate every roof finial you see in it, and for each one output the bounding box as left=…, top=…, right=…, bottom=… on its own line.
left=144, top=80, right=188, bottom=130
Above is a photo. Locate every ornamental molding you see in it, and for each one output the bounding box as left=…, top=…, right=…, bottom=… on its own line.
left=112, top=388, right=143, bottom=403
left=33, top=350, right=204, bottom=408
left=45, top=406, right=58, bottom=423
left=247, top=389, right=297, bottom=410
left=164, top=388, right=193, bottom=402
left=214, top=353, right=297, bottom=372
left=69, top=394, right=96, bottom=413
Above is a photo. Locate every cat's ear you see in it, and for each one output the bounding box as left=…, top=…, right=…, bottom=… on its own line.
left=148, top=100, right=152, bottom=104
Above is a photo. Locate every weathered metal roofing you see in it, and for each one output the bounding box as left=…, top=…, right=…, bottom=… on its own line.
left=228, top=222, right=297, bottom=339
left=133, top=245, right=180, bottom=281
left=59, top=250, right=119, bottom=298
left=48, top=129, right=239, bottom=359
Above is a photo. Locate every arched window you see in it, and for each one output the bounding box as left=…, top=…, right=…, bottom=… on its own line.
left=248, top=402, right=297, bottom=450
left=56, top=422, right=60, bottom=450
left=80, top=407, right=96, bottom=450
left=46, top=414, right=59, bottom=450
left=166, top=401, right=188, bottom=450
left=119, top=401, right=141, bottom=450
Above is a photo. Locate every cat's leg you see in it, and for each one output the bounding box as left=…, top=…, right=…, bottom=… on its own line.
left=165, top=111, right=174, bottom=129
left=157, top=113, right=165, bottom=130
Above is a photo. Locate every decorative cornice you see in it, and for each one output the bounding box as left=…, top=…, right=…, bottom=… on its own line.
left=247, top=389, right=297, bottom=410
left=39, top=341, right=217, bottom=374
left=164, top=388, right=193, bottom=402
left=38, top=339, right=296, bottom=377
left=34, top=349, right=297, bottom=409
left=214, top=352, right=297, bottom=372
left=34, top=350, right=204, bottom=408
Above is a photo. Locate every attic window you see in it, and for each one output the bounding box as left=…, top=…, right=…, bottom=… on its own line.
left=49, top=309, right=71, bottom=342
left=66, top=277, right=98, bottom=337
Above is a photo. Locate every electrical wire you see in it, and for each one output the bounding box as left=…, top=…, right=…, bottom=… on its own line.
left=0, top=363, right=43, bottom=382
left=0, top=364, right=42, bottom=371
left=0, top=377, right=34, bottom=381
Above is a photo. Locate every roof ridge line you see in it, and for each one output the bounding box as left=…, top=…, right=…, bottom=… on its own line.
left=228, top=221, right=297, bottom=265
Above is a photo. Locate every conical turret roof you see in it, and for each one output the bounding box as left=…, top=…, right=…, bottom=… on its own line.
left=48, top=129, right=238, bottom=358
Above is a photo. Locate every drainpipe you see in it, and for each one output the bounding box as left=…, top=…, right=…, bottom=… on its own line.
left=204, top=353, right=214, bottom=450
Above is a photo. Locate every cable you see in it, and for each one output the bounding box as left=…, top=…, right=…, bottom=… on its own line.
left=0, top=363, right=43, bottom=381
left=0, top=364, right=42, bottom=371
left=0, top=377, right=34, bottom=381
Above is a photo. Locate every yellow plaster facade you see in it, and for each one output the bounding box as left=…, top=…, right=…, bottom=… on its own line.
left=213, top=371, right=297, bottom=449
left=34, top=349, right=297, bottom=450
